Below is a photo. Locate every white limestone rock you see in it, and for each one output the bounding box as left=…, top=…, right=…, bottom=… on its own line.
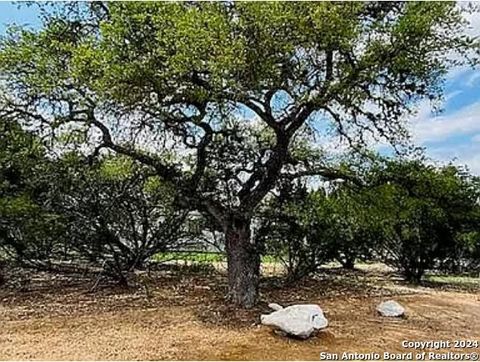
left=268, top=303, right=284, bottom=311
left=377, top=300, right=405, bottom=317
left=261, top=304, right=328, bottom=339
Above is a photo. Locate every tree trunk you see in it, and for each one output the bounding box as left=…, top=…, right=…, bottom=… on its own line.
left=341, top=256, right=355, bottom=270
left=403, top=265, right=424, bottom=284
left=225, top=217, right=260, bottom=308
left=0, top=261, right=4, bottom=286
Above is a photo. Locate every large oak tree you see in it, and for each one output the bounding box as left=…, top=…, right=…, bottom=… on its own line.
left=0, top=2, right=478, bottom=307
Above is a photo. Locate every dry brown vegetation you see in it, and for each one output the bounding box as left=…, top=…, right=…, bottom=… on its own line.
left=1, top=264, right=479, bottom=360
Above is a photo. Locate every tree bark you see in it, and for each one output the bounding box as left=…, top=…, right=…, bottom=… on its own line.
left=0, top=261, right=4, bottom=286
left=224, top=217, right=260, bottom=308
left=342, top=259, right=355, bottom=270
left=338, top=255, right=355, bottom=270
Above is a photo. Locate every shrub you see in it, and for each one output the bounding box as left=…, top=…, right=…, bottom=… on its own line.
left=54, top=154, right=194, bottom=284
left=0, top=119, right=68, bottom=268
left=372, top=161, right=480, bottom=282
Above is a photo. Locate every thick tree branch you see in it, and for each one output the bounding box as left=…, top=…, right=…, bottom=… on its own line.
left=281, top=168, right=364, bottom=186
left=86, top=112, right=180, bottom=181
left=243, top=99, right=279, bottom=131
left=189, top=121, right=213, bottom=189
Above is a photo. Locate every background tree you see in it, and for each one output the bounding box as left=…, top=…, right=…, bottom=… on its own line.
left=0, top=2, right=477, bottom=306
left=0, top=118, right=192, bottom=282
left=0, top=118, right=67, bottom=269
left=312, top=184, right=384, bottom=270
left=371, top=161, right=480, bottom=282
left=438, top=172, right=480, bottom=274
left=54, top=153, right=193, bottom=285
left=256, top=181, right=331, bottom=282
left=257, top=177, right=384, bottom=280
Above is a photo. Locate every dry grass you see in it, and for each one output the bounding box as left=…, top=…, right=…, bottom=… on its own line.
left=1, top=265, right=479, bottom=360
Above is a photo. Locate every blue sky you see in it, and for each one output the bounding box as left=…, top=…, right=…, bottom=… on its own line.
left=1, top=2, right=480, bottom=174
left=0, top=2, right=41, bottom=32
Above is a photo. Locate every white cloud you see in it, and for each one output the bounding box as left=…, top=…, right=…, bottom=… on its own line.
left=427, top=142, right=480, bottom=174
left=445, top=90, right=463, bottom=101
left=416, top=6, right=480, bottom=173
left=463, top=2, right=480, bottom=37
left=411, top=100, right=480, bottom=143
left=467, top=71, right=480, bottom=87
left=472, top=134, right=480, bottom=142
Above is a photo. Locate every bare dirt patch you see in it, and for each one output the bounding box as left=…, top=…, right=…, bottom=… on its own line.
left=1, top=266, right=479, bottom=360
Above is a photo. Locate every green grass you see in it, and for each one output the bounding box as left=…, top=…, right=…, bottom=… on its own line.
left=153, top=251, right=225, bottom=263
left=152, top=251, right=279, bottom=263
left=261, top=255, right=279, bottom=263
left=425, top=274, right=480, bottom=286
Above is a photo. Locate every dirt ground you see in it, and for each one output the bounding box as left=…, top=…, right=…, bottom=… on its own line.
left=1, top=265, right=479, bottom=360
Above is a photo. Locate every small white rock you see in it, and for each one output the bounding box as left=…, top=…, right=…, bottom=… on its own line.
left=377, top=300, right=405, bottom=317
left=268, top=302, right=284, bottom=311
left=261, top=304, right=328, bottom=339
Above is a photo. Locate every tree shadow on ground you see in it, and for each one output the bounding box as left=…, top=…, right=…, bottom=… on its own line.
left=2, top=263, right=479, bottom=330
